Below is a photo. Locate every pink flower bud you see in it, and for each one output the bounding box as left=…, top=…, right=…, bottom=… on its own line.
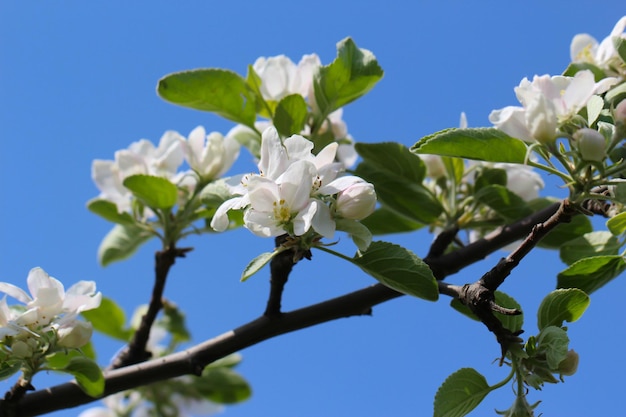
left=336, top=182, right=377, bottom=220
left=615, top=99, right=626, bottom=123
left=573, top=128, right=606, bottom=161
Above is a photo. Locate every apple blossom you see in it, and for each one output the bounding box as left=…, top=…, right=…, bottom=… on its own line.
left=573, top=128, right=607, bottom=162
left=571, top=16, right=626, bottom=75
left=492, top=163, right=545, bottom=201
left=184, top=126, right=240, bottom=181
left=490, top=71, right=617, bottom=144
left=334, top=181, right=377, bottom=220
left=253, top=54, right=321, bottom=101
left=55, top=320, right=93, bottom=349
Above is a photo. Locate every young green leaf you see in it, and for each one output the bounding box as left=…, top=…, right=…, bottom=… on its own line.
left=161, top=301, right=191, bottom=344
left=313, top=37, right=383, bottom=115
left=123, top=175, right=178, bottom=210
left=559, top=231, right=621, bottom=265
left=62, top=357, right=105, bottom=397
left=537, top=288, right=590, bottom=330
left=557, top=255, right=626, bottom=294
left=607, top=211, right=626, bottom=236
left=0, top=360, right=21, bottom=381
left=355, top=162, right=443, bottom=225
left=241, top=249, right=285, bottom=282
left=359, top=207, right=424, bottom=235
left=537, top=326, right=570, bottom=370
left=412, top=128, right=528, bottom=163
left=335, top=218, right=372, bottom=252
left=474, top=185, right=533, bottom=221
left=614, top=37, right=626, bottom=65
left=86, top=199, right=135, bottom=225
left=82, top=297, right=132, bottom=341
left=474, top=168, right=507, bottom=192
left=434, top=368, right=492, bottom=417
left=273, top=94, right=308, bottom=136
left=196, top=367, right=252, bottom=404
left=562, top=62, right=606, bottom=80
left=355, top=142, right=426, bottom=183
left=350, top=241, right=438, bottom=301
left=157, top=69, right=257, bottom=128
left=98, top=224, right=153, bottom=266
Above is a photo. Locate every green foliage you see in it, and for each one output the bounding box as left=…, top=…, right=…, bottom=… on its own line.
left=87, top=199, right=135, bottom=225
left=557, top=255, right=626, bottom=294
left=354, top=143, right=443, bottom=224
left=607, top=211, right=626, bottom=236
left=359, top=207, right=423, bottom=235
left=0, top=359, right=21, bottom=381
left=196, top=367, right=252, bottom=404
left=537, top=289, right=590, bottom=330
left=160, top=302, right=191, bottom=344
left=474, top=185, right=533, bottom=221
left=82, top=297, right=132, bottom=341
left=157, top=69, right=258, bottom=128
left=614, top=37, right=626, bottom=64
left=558, top=231, right=621, bottom=265
left=98, top=224, right=153, bottom=266
left=434, top=368, right=492, bottom=417
left=123, top=175, right=179, bottom=210
left=536, top=326, right=569, bottom=370
left=241, top=248, right=286, bottom=282
left=562, top=61, right=607, bottom=80
left=412, top=128, right=528, bottom=163
left=313, top=37, right=384, bottom=115
left=273, top=94, right=308, bottom=136
left=57, top=357, right=104, bottom=397
left=350, top=241, right=438, bottom=301
left=335, top=218, right=372, bottom=252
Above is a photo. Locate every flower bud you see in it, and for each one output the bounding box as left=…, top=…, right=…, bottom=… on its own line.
left=558, top=349, right=579, bottom=376
left=420, top=155, right=446, bottom=179
left=573, top=128, right=607, bottom=161
left=336, top=182, right=376, bottom=220
left=57, top=321, right=93, bottom=348
left=11, top=340, right=33, bottom=359
left=615, top=99, right=626, bottom=124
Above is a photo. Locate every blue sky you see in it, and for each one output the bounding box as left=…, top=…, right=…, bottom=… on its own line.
left=1, top=2, right=625, bottom=416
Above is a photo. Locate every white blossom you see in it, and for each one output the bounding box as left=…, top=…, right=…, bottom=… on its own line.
left=253, top=54, right=321, bottom=101
left=184, top=126, right=240, bottom=181
left=571, top=16, right=626, bottom=74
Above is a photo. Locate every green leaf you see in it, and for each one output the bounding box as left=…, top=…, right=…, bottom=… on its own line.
left=46, top=349, right=87, bottom=369
left=158, top=69, right=257, bottom=128
left=82, top=297, right=132, bottom=341
left=123, top=175, right=178, bottom=210
left=335, top=218, right=372, bottom=252
left=557, top=255, right=626, bottom=294
left=562, top=62, right=606, bottom=80
left=474, top=168, right=507, bottom=192
left=614, top=37, right=626, bottom=64
left=98, top=224, right=153, bottom=266
left=355, top=162, right=443, bottom=224
left=313, top=37, right=383, bottom=114
left=161, top=301, right=191, bottom=344
left=607, top=211, right=626, bottom=236
left=355, top=142, right=426, bottom=183
left=605, top=81, right=626, bottom=106
left=474, top=184, right=533, bottom=221
left=537, top=288, right=590, bottom=330
left=196, top=367, right=252, bottom=404
left=451, top=291, right=523, bottom=333
left=586, top=95, right=604, bottom=126
left=62, top=357, right=105, bottom=397
left=434, top=368, right=492, bottom=417
left=273, top=94, right=308, bottom=136
left=359, top=207, right=423, bottom=235
left=87, top=199, right=135, bottom=225
left=350, top=241, right=438, bottom=301
left=412, top=128, right=528, bottom=163
left=241, top=248, right=285, bottom=282
left=527, top=198, right=593, bottom=249
left=559, top=231, right=621, bottom=265
left=0, top=360, right=21, bottom=381
left=537, top=326, right=569, bottom=370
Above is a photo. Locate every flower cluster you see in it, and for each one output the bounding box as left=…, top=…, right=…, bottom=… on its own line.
left=571, top=16, right=626, bottom=77
left=0, top=268, right=101, bottom=376
left=237, top=53, right=358, bottom=168
left=211, top=126, right=376, bottom=250
left=91, top=127, right=240, bottom=215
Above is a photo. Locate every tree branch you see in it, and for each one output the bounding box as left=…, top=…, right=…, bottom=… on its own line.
left=110, top=246, right=192, bottom=369
left=9, top=202, right=564, bottom=416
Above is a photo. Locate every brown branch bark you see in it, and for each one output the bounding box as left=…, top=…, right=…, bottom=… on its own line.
left=7, top=202, right=563, bottom=416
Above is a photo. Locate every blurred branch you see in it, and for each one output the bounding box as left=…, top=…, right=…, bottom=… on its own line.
left=10, top=202, right=564, bottom=416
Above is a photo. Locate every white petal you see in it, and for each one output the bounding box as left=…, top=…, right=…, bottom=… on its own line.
left=210, top=196, right=247, bottom=232
left=319, top=175, right=363, bottom=195
left=0, top=282, right=32, bottom=304
left=292, top=200, right=318, bottom=236
left=310, top=201, right=335, bottom=238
